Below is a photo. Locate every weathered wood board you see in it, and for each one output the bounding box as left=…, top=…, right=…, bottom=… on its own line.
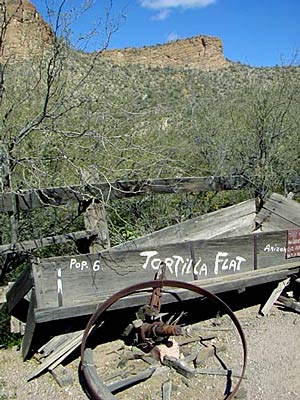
left=255, top=230, right=290, bottom=268
left=31, top=230, right=299, bottom=316
left=33, top=262, right=300, bottom=325
left=0, top=230, right=97, bottom=256
left=6, top=266, right=33, bottom=321
left=255, top=193, right=300, bottom=231
left=0, top=176, right=248, bottom=212
left=114, top=199, right=256, bottom=250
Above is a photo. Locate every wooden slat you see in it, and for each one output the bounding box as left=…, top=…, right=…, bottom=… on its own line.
left=84, top=203, right=110, bottom=252
left=260, top=277, right=291, bottom=316
left=0, top=176, right=248, bottom=212
left=107, top=367, right=156, bottom=393
left=32, top=241, right=194, bottom=310
left=0, top=230, right=97, bottom=255
left=21, top=288, right=37, bottom=360
left=27, top=331, right=83, bottom=381
left=255, top=230, right=299, bottom=269
left=114, top=199, right=256, bottom=250
left=6, top=266, right=33, bottom=319
left=255, top=193, right=300, bottom=229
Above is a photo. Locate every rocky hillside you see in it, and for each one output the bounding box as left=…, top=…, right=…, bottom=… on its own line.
left=101, top=35, right=230, bottom=71
left=1, top=0, right=230, bottom=70
left=0, top=0, right=53, bottom=63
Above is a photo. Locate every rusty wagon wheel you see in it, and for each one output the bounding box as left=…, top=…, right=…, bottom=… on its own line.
left=80, top=280, right=247, bottom=400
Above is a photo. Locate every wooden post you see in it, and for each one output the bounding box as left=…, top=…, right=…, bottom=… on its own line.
left=0, top=192, right=19, bottom=283
left=9, top=194, right=19, bottom=244
left=260, top=277, right=291, bottom=316
left=82, top=169, right=110, bottom=253
left=84, top=200, right=110, bottom=253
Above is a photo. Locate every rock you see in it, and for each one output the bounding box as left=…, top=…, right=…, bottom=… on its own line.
left=102, top=35, right=230, bottom=71
left=0, top=0, right=53, bottom=63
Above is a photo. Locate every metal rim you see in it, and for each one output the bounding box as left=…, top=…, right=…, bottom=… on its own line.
left=80, top=279, right=247, bottom=400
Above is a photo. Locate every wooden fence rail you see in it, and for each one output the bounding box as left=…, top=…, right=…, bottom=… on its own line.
left=0, top=176, right=249, bottom=212
left=0, top=230, right=97, bottom=256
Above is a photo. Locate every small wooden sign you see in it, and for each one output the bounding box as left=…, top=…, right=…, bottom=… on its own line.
left=286, top=229, right=300, bottom=259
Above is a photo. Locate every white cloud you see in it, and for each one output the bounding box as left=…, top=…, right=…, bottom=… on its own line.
left=167, top=32, right=179, bottom=41
left=140, top=0, right=216, bottom=10
left=152, top=8, right=171, bottom=20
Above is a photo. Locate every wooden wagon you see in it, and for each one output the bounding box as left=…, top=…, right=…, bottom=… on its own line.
left=6, top=193, right=300, bottom=358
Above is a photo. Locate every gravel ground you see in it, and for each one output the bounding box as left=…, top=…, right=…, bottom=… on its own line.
left=0, top=303, right=299, bottom=400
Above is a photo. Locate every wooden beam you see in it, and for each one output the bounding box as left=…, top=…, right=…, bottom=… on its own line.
left=21, top=288, right=38, bottom=360
left=277, top=295, right=300, bottom=313
left=0, top=176, right=249, bottom=212
left=107, top=367, right=156, bottom=393
left=6, top=266, right=33, bottom=319
left=255, top=193, right=300, bottom=230
left=27, top=331, right=83, bottom=381
left=0, top=230, right=98, bottom=256
left=260, top=277, right=291, bottom=316
left=84, top=203, right=110, bottom=252
left=195, top=368, right=244, bottom=379
left=162, top=355, right=195, bottom=378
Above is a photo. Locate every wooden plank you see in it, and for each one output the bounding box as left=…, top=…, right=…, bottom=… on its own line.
left=34, top=262, right=300, bottom=324
left=114, top=199, right=256, bottom=250
left=195, top=344, right=226, bottom=367
left=0, top=230, right=97, bottom=255
left=277, top=295, right=300, bottom=313
left=32, top=241, right=194, bottom=310
left=192, top=235, right=254, bottom=279
left=255, top=209, right=297, bottom=232
left=260, top=277, right=291, bottom=316
left=37, top=331, right=83, bottom=359
left=32, top=234, right=256, bottom=311
left=27, top=331, right=83, bottom=381
left=6, top=266, right=33, bottom=319
left=84, top=202, right=110, bottom=252
left=255, top=193, right=300, bottom=229
left=21, top=288, right=37, bottom=360
left=256, top=231, right=300, bottom=269
left=50, top=365, right=73, bottom=387
left=0, top=176, right=248, bottom=212
left=195, top=368, right=244, bottom=378
left=107, top=367, right=156, bottom=393
left=10, top=316, right=26, bottom=334
left=162, top=356, right=195, bottom=378
left=0, top=284, right=10, bottom=305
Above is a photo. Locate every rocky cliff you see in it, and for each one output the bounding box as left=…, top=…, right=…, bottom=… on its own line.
left=0, top=0, right=53, bottom=63
left=1, top=0, right=229, bottom=71
left=102, top=35, right=230, bottom=71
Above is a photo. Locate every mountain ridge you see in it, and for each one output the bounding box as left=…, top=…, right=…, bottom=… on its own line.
left=1, top=0, right=230, bottom=71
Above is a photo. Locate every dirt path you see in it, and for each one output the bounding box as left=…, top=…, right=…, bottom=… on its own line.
left=0, top=304, right=299, bottom=400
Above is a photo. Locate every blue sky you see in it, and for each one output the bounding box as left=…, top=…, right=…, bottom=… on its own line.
left=31, top=0, right=300, bottom=67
